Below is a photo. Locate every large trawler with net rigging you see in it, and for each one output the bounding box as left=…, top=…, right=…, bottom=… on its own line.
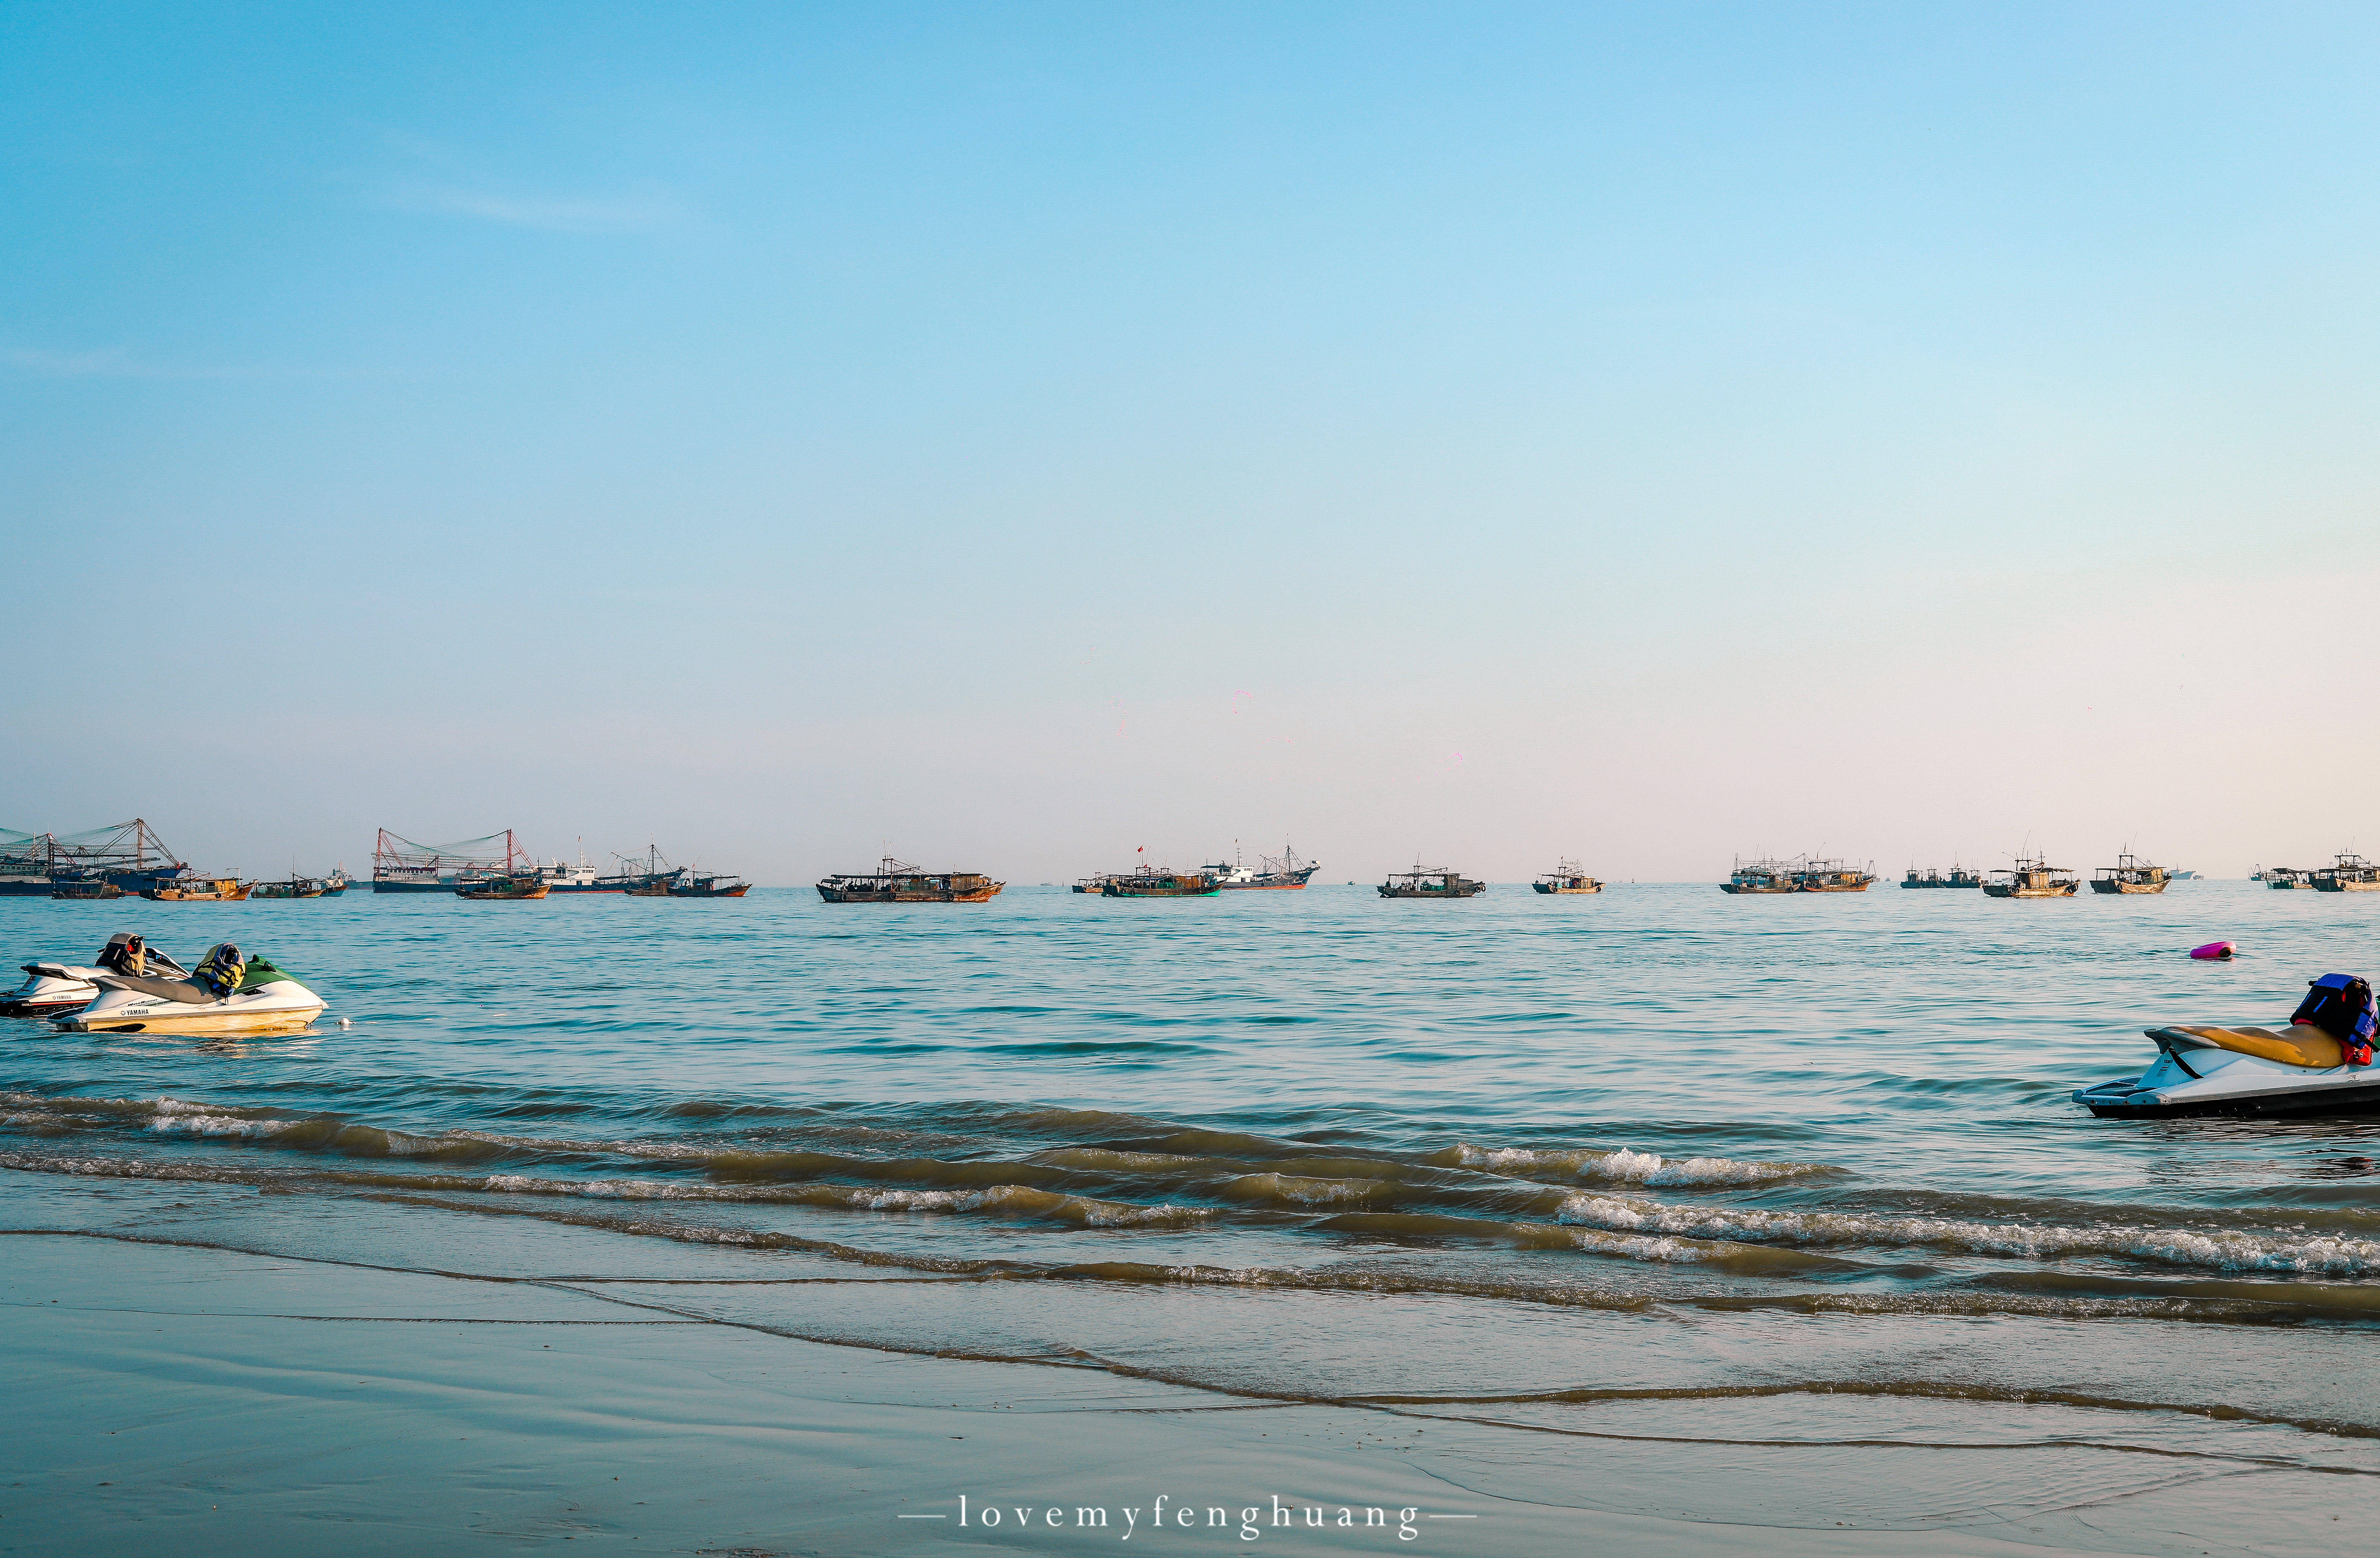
left=373, top=829, right=517, bottom=893
left=817, top=857, right=1004, bottom=903
left=2, top=819, right=189, bottom=897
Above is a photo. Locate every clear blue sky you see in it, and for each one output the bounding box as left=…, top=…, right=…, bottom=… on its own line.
left=6, top=3, right=2376, bottom=881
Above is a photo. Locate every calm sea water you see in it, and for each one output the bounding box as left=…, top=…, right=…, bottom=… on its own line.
left=7, top=881, right=2379, bottom=1527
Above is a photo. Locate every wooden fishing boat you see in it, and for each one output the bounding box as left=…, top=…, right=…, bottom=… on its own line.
left=1532, top=860, right=1602, bottom=894
left=140, top=877, right=252, bottom=901
left=1720, top=858, right=1797, bottom=894
left=1794, top=858, right=1876, bottom=892
left=2089, top=852, right=2170, bottom=894
left=2262, top=867, right=2315, bottom=889
left=668, top=873, right=750, bottom=898
left=1101, top=867, right=1220, bottom=898
left=250, top=876, right=329, bottom=899
left=2313, top=852, right=2380, bottom=892
left=1983, top=855, right=2080, bottom=898
left=818, top=857, right=1004, bottom=903
left=1378, top=866, right=1485, bottom=899
left=456, top=873, right=550, bottom=900
left=49, top=881, right=123, bottom=900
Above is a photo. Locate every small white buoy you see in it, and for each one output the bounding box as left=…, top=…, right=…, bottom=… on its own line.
left=338, top=1017, right=353, bottom=1028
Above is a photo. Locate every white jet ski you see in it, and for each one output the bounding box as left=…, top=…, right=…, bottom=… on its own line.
left=2074, top=1027, right=2380, bottom=1118
left=3, top=934, right=190, bottom=1018
left=2077, top=975, right=2380, bottom=1119
left=61, top=941, right=325, bottom=1036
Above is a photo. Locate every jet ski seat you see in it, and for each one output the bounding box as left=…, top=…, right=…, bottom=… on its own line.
left=2159, top=1025, right=2342, bottom=1070
left=91, top=974, right=222, bottom=1006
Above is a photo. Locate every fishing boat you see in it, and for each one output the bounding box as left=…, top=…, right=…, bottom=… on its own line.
left=141, top=877, right=252, bottom=902
left=249, top=876, right=329, bottom=899
left=1983, top=855, right=2080, bottom=898
left=1200, top=843, right=1321, bottom=890
left=2089, top=852, right=2170, bottom=894
left=372, top=828, right=524, bottom=893
left=817, top=857, right=1004, bottom=903
left=2263, top=867, right=2315, bottom=889
left=1071, top=876, right=1115, bottom=894
left=2313, top=852, right=2380, bottom=892
left=49, top=882, right=123, bottom=901
left=321, top=868, right=350, bottom=896
left=668, top=872, right=750, bottom=898
left=1720, top=857, right=1797, bottom=894
left=1532, top=860, right=1602, bottom=894
left=538, top=849, right=605, bottom=893
left=3, top=819, right=189, bottom=897
left=1901, top=865, right=1984, bottom=889
left=456, top=874, right=550, bottom=901
left=1794, top=858, right=1876, bottom=892
left=611, top=845, right=685, bottom=896
left=1100, top=867, right=1220, bottom=898
left=1378, top=866, right=1486, bottom=899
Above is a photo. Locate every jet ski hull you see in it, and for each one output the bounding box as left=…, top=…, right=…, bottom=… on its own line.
left=2, top=967, right=101, bottom=1017
left=62, top=979, right=325, bottom=1036
left=2076, top=1026, right=2380, bottom=1118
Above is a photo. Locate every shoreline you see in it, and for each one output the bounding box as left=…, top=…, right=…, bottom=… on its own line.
left=4, top=1227, right=2367, bottom=1556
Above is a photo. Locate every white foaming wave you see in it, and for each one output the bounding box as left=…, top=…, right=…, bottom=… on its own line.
left=1448, top=1141, right=1831, bottom=1187
left=145, top=1112, right=295, bottom=1139
left=1556, top=1195, right=2380, bottom=1276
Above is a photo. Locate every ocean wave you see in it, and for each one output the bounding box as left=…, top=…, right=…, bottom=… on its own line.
left=474, top=1171, right=1209, bottom=1228
left=1218, top=1172, right=1394, bottom=1208
left=1556, top=1195, right=2380, bottom=1276
left=145, top=1112, right=296, bottom=1139
left=1437, top=1141, right=1836, bottom=1187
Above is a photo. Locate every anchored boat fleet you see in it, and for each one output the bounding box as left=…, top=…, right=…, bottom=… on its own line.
left=9, top=816, right=2380, bottom=1118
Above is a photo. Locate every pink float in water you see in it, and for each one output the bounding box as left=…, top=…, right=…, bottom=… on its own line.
left=2189, top=940, right=2236, bottom=960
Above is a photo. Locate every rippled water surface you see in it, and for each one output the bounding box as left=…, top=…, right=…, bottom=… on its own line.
left=7, top=880, right=2380, bottom=1521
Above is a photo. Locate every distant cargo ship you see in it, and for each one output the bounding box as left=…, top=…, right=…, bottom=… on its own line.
left=818, top=857, right=1003, bottom=903
left=1201, top=843, right=1320, bottom=890
left=1901, top=865, right=1984, bottom=889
